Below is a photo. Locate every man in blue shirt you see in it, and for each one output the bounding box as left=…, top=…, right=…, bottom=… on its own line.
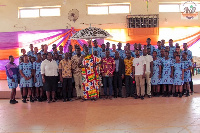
left=155, top=41, right=162, bottom=58
left=116, top=42, right=125, bottom=59
left=27, top=44, right=34, bottom=56
left=181, top=43, right=193, bottom=61
left=100, top=44, right=106, bottom=58
left=146, top=38, right=155, bottom=56
left=92, top=40, right=102, bottom=57
left=169, top=39, right=176, bottom=58
left=131, top=43, right=138, bottom=57
left=161, top=39, right=165, bottom=49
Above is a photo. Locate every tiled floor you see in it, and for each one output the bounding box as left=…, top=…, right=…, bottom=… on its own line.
left=0, top=94, right=200, bottom=133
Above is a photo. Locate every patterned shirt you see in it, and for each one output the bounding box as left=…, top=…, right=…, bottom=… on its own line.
left=147, top=45, right=155, bottom=55
left=5, top=62, right=18, bottom=79
left=58, top=59, right=72, bottom=78
left=93, top=47, right=102, bottom=57
left=124, top=57, right=134, bottom=76
left=101, top=57, right=115, bottom=76
left=116, top=49, right=126, bottom=59
left=154, top=48, right=161, bottom=58
left=169, top=46, right=176, bottom=58
left=181, top=49, right=193, bottom=61
left=71, top=55, right=82, bottom=75
left=27, top=50, right=34, bottom=56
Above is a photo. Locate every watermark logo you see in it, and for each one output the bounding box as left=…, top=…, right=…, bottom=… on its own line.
left=181, top=1, right=198, bottom=19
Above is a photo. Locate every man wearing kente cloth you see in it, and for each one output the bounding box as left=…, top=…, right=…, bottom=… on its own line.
left=79, top=46, right=101, bottom=101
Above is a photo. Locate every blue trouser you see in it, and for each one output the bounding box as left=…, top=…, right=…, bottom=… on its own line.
left=103, top=77, right=113, bottom=96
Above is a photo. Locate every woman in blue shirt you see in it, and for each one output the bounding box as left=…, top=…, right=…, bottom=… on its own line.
left=182, top=52, right=192, bottom=97
left=173, top=55, right=184, bottom=97
left=5, top=55, right=19, bottom=104
left=152, top=51, right=162, bottom=97
left=19, top=55, right=34, bottom=103
left=33, top=53, right=43, bottom=102
left=161, top=51, right=174, bottom=97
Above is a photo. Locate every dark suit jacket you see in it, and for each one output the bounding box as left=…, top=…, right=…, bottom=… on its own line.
left=114, top=58, right=125, bottom=76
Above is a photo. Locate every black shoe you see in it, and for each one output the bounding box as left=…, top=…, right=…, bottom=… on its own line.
left=22, top=99, right=26, bottom=103
left=186, top=93, right=190, bottom=97
left=156, top=93, right=160, bottom=97
left=67, top=99, right=72, bottom=101
left=10, top=100, right=15, bottom=104
left=38, top=97, right=42, bottom=102
left=148, top=95, right=151, bottom=98
left=118, top=94, right=122, bottom=98
left=63, top=99, right=67, bottom=102
left=175, top=93, right=178, bottom=97
left=186, top=90, right=190, bottom=97
left=141, top=96, right=144, bottom=100
left=162, top=92, right=167, bottom=97
left=167, top=92, right=171, bottom=97
left=30, top=96, right=34, bottom=102
left=22, top=96, right=27, bottom=103
left=134, top=95, right=138, bottom=99
left=179, top=93, right=182, bottom=98
left=13, top=99, right=18, bottom=103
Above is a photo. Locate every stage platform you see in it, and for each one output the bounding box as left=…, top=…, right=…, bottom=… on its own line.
left=0, top=75, right=200, bottom=99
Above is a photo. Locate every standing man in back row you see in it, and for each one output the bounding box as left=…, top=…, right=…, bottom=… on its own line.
left=143, top=48, right=153, bottom=98
left=116, top=42, right=126, bottom=59
left=169, top=39, right=176, bottom=59
left=113, top=51, right=125, bottom=98
left=146, top=38, right=155, bottom=56
left=93, top=40, right=102, bottom=57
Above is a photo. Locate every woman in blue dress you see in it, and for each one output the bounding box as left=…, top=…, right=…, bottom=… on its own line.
left=5, top=55, right=19, bottom=104
left=173, top=55, right=184, bottom=97
left=161, top=51, right=174, bottom=97
left=19, top=54, right=34, bottom=103
left=32, top=47, right=38, bottom=61
left=33, top=53, right=43, bottom=102
left=31, top=56, right=36, bottom=101
left=182, top=52, right=192, bottom=97
left=152, top=51, right=162, bottom=97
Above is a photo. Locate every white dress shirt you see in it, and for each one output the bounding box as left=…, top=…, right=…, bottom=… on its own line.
left=143, top=55, right=153, bottom=73
left=133, top=56, right=146, bottom=75
left=41, top=59, right=58, bottom=76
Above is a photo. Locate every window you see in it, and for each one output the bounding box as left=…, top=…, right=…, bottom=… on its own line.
left=87, top=3, right=130, bottom=15
left=18, top=6, right=61, bottom=18
left=88, top=6, right=108, bottom=15
left=19, top=9, right=39, bottom=18
left=40, top=8, right=60, bottom=17
left=159, top=3, right=200, bottom=12
left=159, top=5, right=180, bottom=12
left=109, top=5, right=130, bottom=14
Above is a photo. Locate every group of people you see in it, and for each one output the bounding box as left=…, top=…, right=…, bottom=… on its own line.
left=5, top=38, right=193, bottom=104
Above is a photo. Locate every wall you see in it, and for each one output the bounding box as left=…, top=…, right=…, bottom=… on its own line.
left=0, top=0, right=199, bottom=32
